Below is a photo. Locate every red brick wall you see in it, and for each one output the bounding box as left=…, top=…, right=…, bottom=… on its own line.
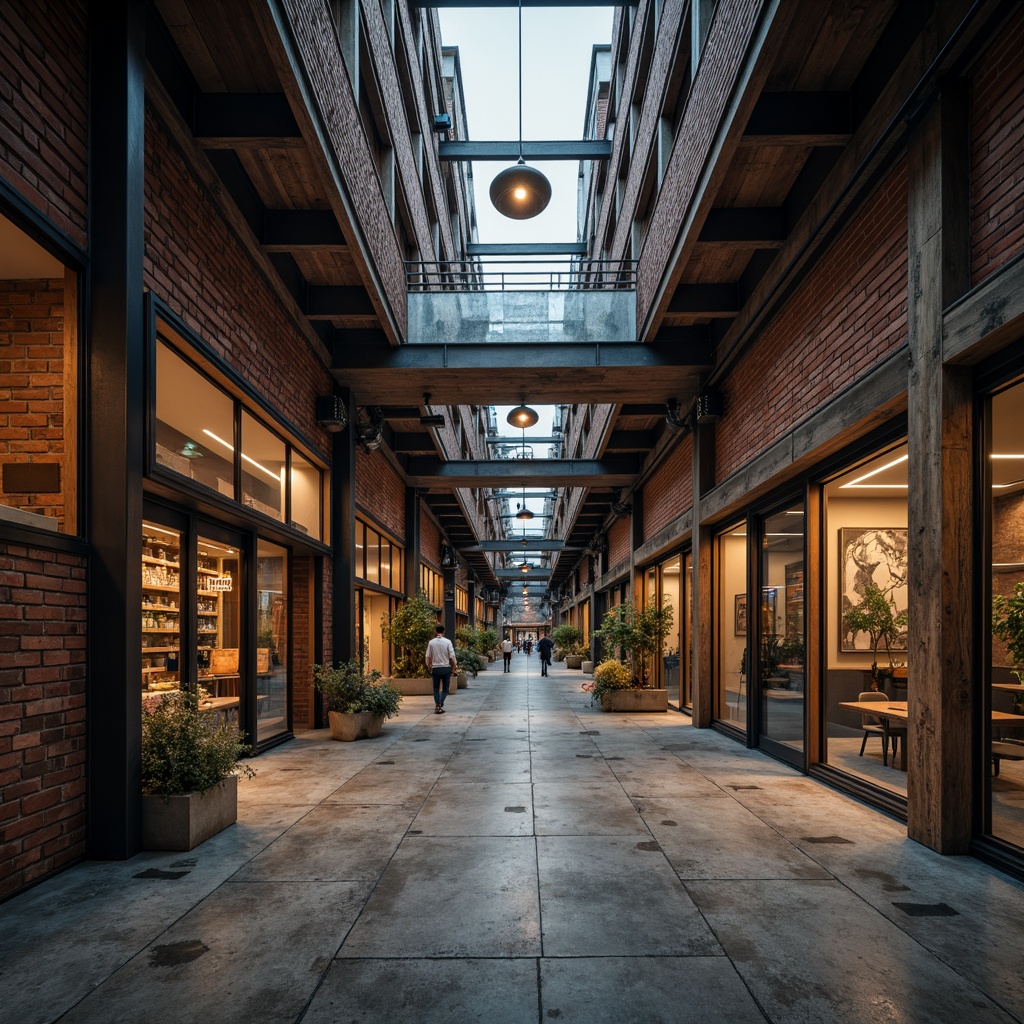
left=0, top=279, right=66, bottom=527
left=970, top=10, right=1024, bottom=285
left=716, top=161, right=908, bottom=481
left=643, top=438, right=692, bottom=541
left=0, top=539, right=87, bottom=899
left=420, top=511, right=441, bottom=571
left=355, top=450, right=405, bottom=541
left=144, top=106, right=335, bottom=449
left=0, top=2, right=89, bottom=247
left=607, top=516, right=631, bottom=570
left=291, top=555, right=312, bottom=730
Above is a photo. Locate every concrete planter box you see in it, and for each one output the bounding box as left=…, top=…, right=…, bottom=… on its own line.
left=564, top=655, right=584, bottom=669
left=601, top=689, right=669, bottom=713
left=581, top=660, right=594, bottom=674
left=142, top=775, right=237, bottom=852
left=390, top=676, right=456, bottom=695
left=457, top=672, right=468, bottom=688
left=328, top=710, right=384, bottom=741
left=554, top=652, right=566, bottom=662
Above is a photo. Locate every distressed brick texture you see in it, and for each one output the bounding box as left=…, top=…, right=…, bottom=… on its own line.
left=0, top=539, right=87, bottom=899
left=643, top=438, right=692, bottom=542
left=0, top=279, right=66, bottom=527
left=420, top=512, right=442, bottom=571
left=970, top=9, right=1024, bottom=285
left=0, top=1, right=88, bottom=247
left=716, top=162, right=908, bottom=482
left=143, top=106, right=335, bottom=450
left=355, top=450, right=406, bottom=542
left=607, top=516, right=631, bottom=571
left=291, top=555, right=313, bottom=730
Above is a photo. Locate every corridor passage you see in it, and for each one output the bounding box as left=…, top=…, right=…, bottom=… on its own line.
left=4, top=657, right=1024, bottom=1024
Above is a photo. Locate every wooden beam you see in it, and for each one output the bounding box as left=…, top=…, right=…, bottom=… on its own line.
left=305, top=285, right=376, bottom=319
left=193, top=92, right=303, bottom=148
left=697, top=207, right=787, bottom=248
left=261, top=210, right=347, bottom=251
left=667, top=283, right=739, bottom=317
left=740, top=91, right=852, bottom=147
left=943, top=253, right=1024, bottom=363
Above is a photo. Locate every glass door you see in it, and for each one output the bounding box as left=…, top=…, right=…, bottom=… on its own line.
left=257, top=538, right=289, bottom=744
left=758, top=504, right=806, bottom=764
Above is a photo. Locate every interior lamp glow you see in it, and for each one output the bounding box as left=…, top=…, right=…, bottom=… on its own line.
left=516, top=507, right=535, bottom=520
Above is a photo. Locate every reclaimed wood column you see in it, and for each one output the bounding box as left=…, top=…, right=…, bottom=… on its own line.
left=906, top=83, right=972, bottom=853
left=691, top=421, right=715, bottom=728
left=330, top=388, right=358, bottom=667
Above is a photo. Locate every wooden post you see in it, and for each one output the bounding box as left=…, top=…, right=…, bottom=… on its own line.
left=691, top=421, right=715, bottom=727
left=330, top=388, right=357, bottom=667
left=405, top=487, right=421, bottom=598
left=906, top=83, right=972, bottom=853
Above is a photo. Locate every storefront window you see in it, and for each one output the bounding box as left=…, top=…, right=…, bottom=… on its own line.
left=421, top=564, right=443, bottom=606
left=240, top=411, right=285, bottom=522
left=155, top=341, right=234, bottom=497
left=760, top=504, right=805, bottom=755
left=716, top=521, right=748, bottom=731
left=988, top=379, right=1024, bottom=846
left=660, top=555, right=683, bottom=705
left=822, top=442, right=908, bottom=798
left=290, top=449, right=321, bottom=539
left=256, top=539, right=289, bottom=744
left=141, top=522, right=182, bottom=698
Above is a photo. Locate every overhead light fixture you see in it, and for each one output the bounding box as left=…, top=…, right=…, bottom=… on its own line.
left=520, top=561, right=531, bottom=573
left=178, top=440, right=204, bottom=459
left=432, top=112, right=452, bottom=134
left=507, top=405, right=539, bottom=429
left=516, top=504, right=534, bottom=521
left=316, top=395, right=348, bottom=433
left=489, top=0, right=550, bottom=220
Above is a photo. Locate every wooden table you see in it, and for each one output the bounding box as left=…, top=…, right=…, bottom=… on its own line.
left=838, top=701, right=1024, bottom=771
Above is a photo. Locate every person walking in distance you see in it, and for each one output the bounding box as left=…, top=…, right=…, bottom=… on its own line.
left=537, top=631, right=554, bottom=677
left=425, top=623, right=457, bottom=714
left=501, top=634, right=513, bottom=672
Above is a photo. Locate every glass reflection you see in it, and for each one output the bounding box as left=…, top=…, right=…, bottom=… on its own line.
left=257, top=538, right=289, bottom=744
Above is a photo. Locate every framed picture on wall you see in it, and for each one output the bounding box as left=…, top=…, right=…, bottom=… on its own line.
left=839, top=527, right=909, bottom=652
left=734, top=593, right=747, bottom=636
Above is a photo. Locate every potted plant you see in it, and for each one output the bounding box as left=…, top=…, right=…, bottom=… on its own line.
left=552, top=624, right=582, bottom=663
left=455, top=647, right=486, bottom=687
left=993, top=581, right=1024, bottom=706
left=382, top=592, right=451, bottom=696
left=313, top=660, right=402, bottom=740
left=842, top=583, right=908, bottom=689
left=591, top=599, right=674, bottom=711
left=590, top=658, right=633, bottom=708
left=140, top=689, right=256, bottom=851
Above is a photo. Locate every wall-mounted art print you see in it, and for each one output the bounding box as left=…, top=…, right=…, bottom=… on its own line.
left=839, top=527, right=909, bottom=652
left=734, top=593, right=747, bottom=636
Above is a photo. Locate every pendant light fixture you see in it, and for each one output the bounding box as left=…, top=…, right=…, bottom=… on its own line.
left=489, top=0, right=551, bottom=220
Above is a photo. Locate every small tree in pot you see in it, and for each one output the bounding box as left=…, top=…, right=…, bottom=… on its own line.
left=841, top=583, right=907, bottom=689
left=313, top=660, right=402, bottom=740
left=993, top=581, right=1024, bottom=706
left=382, top=591, right=437, bottom=677
left=595, top=598, right=674, bottom=687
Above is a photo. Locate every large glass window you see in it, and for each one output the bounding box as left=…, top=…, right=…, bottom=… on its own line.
left=822, top=441, right=908, bottom=798
left=0, top=215, right=78, bottom=534
left=716, top=521, right=748, bottom=731
left=660, top=554, right=684, bottom=706
left=154, top=338, right=326, bottom=541
left=988, top=379, right=1024, bottom=846
left=760, top=504, right=805, bottom=756
left=256, top=538, right=289, bottom=744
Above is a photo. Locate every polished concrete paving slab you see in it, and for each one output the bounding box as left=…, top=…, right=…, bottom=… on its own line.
left=4, top=654, right=1024, bottom=1023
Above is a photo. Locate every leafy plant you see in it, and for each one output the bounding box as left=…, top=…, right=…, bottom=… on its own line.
left=590, top=659, right=632, bottom=706
left=595, top=598, right=674, bottom=686
left=455, top=648, right=486, bottom=678
left=313, top=660, right=401, bottom=720
left=141, top=690, right=255, bottom=798
left=382, top=591, right=437, bottom=677
left=551, top=624, right=583, bottom=653
left=842, top=583, right=908, bottom=686
left=993, top=581, right=1024, bottom=685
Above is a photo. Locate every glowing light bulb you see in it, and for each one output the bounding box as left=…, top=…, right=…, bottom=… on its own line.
left=513, top=186, right=527, bottom=200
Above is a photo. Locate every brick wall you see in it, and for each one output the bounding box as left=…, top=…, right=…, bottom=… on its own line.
left=643, top=437, right=692, bottom=542
left=420, top=511, right=441, bottom=571
left=144, top=106, right=335, bottom=449
left=607, top=516, right=631, bottom=571
left=291, top=555, right=312, bottom=730
left=970, top=9, right=1024, bottom=285
left=0, top=279, right=66, bottom=527
left=355, top=450, right=405, bottom=541
left=716, top=161, right=908, bottom=481
left=0, top=2, right=88, bottom=247
left=0, top=539, right=87, bottom=899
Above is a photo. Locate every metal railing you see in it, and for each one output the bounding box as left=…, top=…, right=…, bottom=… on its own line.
left=405, top=258, right=636, bottom=292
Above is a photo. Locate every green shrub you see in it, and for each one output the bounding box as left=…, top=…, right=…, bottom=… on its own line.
left=313, top=660, right=401, bottom=720
left=141, top=691, right=255, bottom=798
left=552, top=624, right=583, bottom=652
left=456, top=648, right=485, bottom=678
left=382, top=592, right=437, bottom=677
left=591, top=659, right=633, bottom=706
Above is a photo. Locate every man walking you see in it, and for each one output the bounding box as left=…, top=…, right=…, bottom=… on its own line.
left=537, top=631, right=554, bottom=677
left=425, top=623, right=457, bottom=714
left=501, top=634, right=513, bottom=672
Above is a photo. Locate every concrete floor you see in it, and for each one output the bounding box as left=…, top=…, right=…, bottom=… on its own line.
left=4, top=657, right=1024, bottom=1024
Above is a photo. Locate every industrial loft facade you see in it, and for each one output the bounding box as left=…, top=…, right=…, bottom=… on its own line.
left=2, top=0, right=1024, bottom=898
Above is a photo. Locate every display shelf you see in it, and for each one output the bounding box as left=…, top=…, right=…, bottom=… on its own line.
left=142, top=555, right=180, bottom=568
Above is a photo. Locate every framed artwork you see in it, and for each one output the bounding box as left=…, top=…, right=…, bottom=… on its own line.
left=839, top=527, right=909, bottom=653
left=734, top=593, right=747, bottom=636
left=760, top=586, right=778, bottom=634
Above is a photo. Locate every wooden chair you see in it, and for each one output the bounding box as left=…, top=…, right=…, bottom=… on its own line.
left=857, top=691, right=906, bottom=768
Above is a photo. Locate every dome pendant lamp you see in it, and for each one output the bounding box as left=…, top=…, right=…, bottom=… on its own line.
left=489, top=0, right=551, bottom=220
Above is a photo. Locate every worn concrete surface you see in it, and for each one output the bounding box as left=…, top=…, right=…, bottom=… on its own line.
left=3, top=656, right=1024, bottom=1023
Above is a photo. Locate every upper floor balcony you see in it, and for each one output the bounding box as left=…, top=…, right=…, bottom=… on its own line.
left=406, top=260, right=636, bottom=345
